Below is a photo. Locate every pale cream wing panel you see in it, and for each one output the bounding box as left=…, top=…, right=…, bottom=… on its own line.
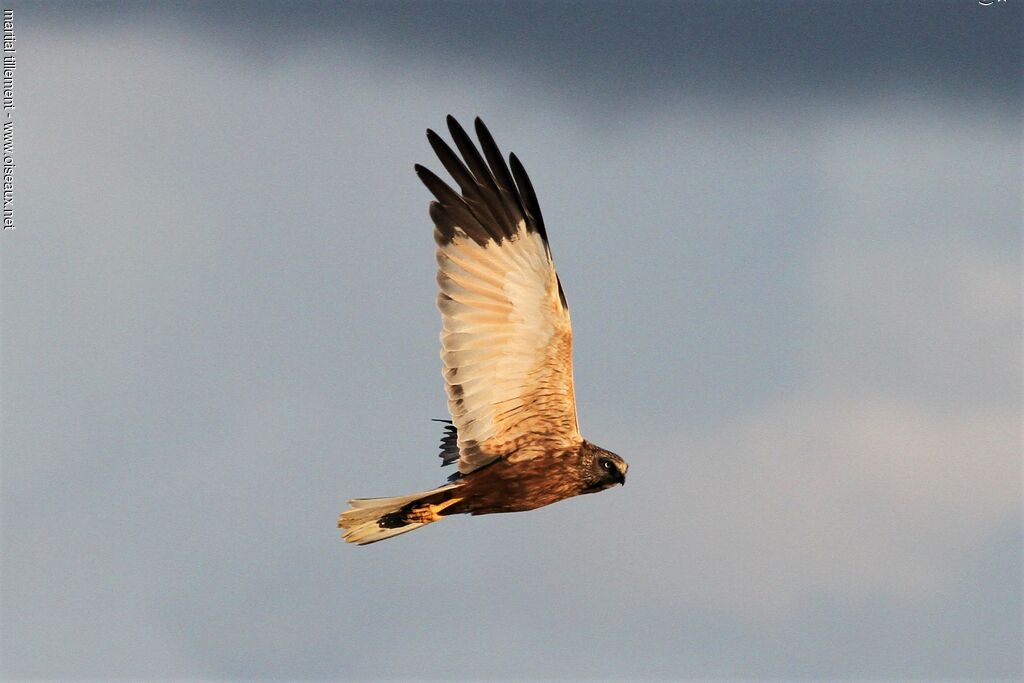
left=437, top=226, right=580, bottom=473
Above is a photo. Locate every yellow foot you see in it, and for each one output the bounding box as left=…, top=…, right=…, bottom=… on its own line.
left=406, top=497, right=462, bottom=524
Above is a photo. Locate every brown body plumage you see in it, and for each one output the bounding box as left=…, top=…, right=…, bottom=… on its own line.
left=338, top=116, right=627, bottom=545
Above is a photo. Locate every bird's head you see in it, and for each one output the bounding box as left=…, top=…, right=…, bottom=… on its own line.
left=581, top=443, right=628, bottom=493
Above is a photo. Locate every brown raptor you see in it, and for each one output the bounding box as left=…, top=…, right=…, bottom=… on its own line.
left=338, top=116, right=628, bottom=544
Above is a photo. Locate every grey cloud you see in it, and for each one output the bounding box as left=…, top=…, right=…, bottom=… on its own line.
left=17, top=0, right=1023, bottom=105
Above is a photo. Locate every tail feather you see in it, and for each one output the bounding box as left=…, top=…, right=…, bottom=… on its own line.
left=338, top=483, right=460, bottom=545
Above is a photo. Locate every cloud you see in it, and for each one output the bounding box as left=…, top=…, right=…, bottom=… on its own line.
left=807, top=106, right=1020, bottom=409
left=23, top=1, right=1023, bottom=104
left=646, top=398, right=1018, bottom=612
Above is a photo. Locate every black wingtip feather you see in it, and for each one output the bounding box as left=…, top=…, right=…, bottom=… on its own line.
left=417, top=164, right=492, bottom=246
left=509, top=152, right=549, bottom=244
left=446, top=117, right=519, bottom=239
left=427, top=128, right=506, bottom=242
left=418, top=116, right=552, bottom=250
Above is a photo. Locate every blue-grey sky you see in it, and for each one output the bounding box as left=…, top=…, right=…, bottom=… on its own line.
left=2, top=1, right=1021, bottom=680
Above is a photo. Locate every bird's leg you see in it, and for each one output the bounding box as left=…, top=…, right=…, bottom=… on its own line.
left=405, top=496, right=463, bottom=524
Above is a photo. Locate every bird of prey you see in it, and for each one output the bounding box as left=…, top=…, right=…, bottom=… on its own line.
left=338, top=116, right=628, bottom=544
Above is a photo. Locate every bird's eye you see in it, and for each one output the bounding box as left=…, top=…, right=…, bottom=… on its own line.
left=601, top=459, right=612, bottom=470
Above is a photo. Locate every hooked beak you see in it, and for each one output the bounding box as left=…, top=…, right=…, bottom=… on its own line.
left=614, top=465, right=627, bottom=486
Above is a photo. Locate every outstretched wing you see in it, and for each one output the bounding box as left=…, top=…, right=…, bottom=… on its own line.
left=415, top=116, right=581, bottom=475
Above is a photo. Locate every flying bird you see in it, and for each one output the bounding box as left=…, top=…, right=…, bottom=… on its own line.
left=338, top=116, right=628, bottom=544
